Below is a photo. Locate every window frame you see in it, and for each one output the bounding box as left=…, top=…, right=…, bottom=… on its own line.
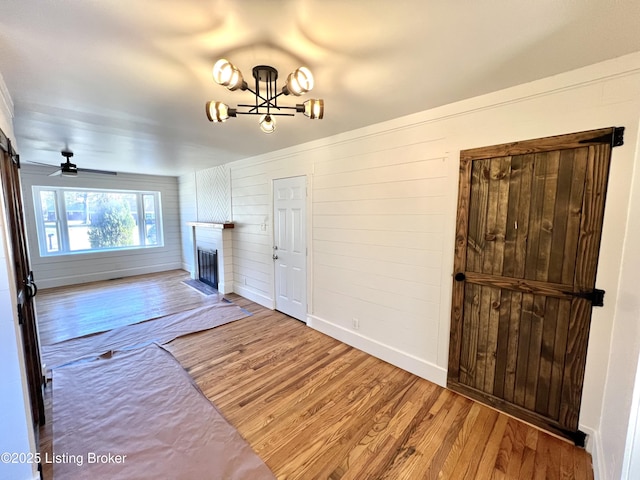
left=32, top=185, right=164, bottom=257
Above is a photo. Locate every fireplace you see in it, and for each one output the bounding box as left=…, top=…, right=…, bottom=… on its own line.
left=186, top=222, right=234, bottom=294
left=197, top=248, right=218, bottom=290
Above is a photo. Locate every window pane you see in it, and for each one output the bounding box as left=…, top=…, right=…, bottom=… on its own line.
left=65, top=191, right=91, bottom=251
left=39, top=191, right=59, bottom=253
left=83, top=192, right=138, bottom=250
left=143, top=194, right=158, bottom=245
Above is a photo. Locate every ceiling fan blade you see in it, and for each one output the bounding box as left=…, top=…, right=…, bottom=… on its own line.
left=27, top=160, right=56, bottom=168
left=77, top=168, right=117, bottom=176
left=27, top=159, right=116, bottom=176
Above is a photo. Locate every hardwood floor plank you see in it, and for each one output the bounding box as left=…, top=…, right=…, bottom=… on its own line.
left=37, top=270, right=594, bottom=479
left=505, top=418, right=528, bottom=478
left=494, top=417, right=518, bottom=476
left=451, top=407, right=500, bottom=479
left=421, top=393, right=474, bottom=480
left=475, top=414, right=509, bottom=479
left=437, top=402, right=483, bottom=478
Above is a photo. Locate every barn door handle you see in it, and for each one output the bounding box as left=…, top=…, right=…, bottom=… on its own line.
left=25, top=271, right=38, bottom=298
left=26, top=282, right=38, bottom=299
left=454, top=272, right=466, bottom=282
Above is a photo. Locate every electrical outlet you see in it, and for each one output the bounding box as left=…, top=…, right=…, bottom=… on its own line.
left=352, top=317, right=360, bottom=330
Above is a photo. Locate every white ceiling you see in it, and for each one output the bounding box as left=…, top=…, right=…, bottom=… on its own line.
left=1, top=0, right=640, bottom=176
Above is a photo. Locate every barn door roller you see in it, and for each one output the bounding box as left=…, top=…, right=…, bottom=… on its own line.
left=564, top=288, right=605, bottom=307
left=578, top=126, right=624, bottom=147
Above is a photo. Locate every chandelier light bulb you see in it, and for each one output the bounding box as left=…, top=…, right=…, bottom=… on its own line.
left=259, top=114, right=276, bottom=134
left=212, top=59, right=246, bottom=91
left=212, top=59, right=233, bottom=85
left=302, top=99, right=324, bottom=119
left=206, top=101, right=237, bottom=122
left=284, top=67, right=314, bottom=96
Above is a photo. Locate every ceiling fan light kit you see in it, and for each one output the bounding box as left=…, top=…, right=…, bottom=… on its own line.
left=205, top=58, right=325, bottom=133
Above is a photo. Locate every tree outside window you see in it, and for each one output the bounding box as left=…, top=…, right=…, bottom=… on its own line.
left=88, top=196, right=136, bottom=248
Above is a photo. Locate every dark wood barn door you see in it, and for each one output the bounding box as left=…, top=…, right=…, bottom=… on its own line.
left=0, top=130, right=45, bottom=428
left=447, top=127, right=622, bottom=443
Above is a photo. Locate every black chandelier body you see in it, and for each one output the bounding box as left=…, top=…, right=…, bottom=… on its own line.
left=206, top=59, right=324, bottom=134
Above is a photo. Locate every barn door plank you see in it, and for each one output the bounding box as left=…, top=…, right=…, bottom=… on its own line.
left=562, top=149, right=588, bottom=285
left=448, top=158, right=472, bottom=381
left=547, top=150, right=575, bottom=283
left=503, top=291, right=522, bottom=404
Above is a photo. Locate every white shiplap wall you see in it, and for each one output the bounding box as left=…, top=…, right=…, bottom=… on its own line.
left=312, top=139, right=452, bottom=363
left=179, top=172, right=197, bottom=272
left=180, top=53, right=640, bottom=478
left=20, top=165, right=182, bottom=288
left=196, top=165, right=232, bottom=223
left=227, top=130, right=457, bottom=383
left=231, top=164, right=281, bottom=306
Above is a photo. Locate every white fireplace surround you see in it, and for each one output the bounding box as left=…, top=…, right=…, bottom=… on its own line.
left=186, top=222, right=234, bottom=294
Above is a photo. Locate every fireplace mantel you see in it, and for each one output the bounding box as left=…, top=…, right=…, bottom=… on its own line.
left=187, top=222, right=234, bottom=294
left=186, top=221, right=234, bottom=229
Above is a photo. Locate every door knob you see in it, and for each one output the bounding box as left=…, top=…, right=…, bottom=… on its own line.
left=272, top=254, right=278, bottom=260
left=454, top=272, right=466, bottom=282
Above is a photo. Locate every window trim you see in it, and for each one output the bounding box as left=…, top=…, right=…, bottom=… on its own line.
left=32, top=186, right=164, bottom=257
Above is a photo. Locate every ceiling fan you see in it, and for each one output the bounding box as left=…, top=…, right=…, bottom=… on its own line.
left=28, top=151, right=117, bottom=177
left=48, top=151, right=117, bottom=177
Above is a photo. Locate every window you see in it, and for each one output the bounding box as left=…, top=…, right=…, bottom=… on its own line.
left=32, top=186, right=163, bottom=256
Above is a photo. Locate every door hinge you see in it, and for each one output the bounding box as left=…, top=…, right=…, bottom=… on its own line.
left=564, top=288, right=605, bottom=307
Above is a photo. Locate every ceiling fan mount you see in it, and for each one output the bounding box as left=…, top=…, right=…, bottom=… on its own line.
left=59, top=150, right=78, bottom=176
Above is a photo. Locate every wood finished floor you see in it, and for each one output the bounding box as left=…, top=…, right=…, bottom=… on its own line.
left=37, top=270, right=593, bottom=479
left=36, top=270, right=225, bottom=345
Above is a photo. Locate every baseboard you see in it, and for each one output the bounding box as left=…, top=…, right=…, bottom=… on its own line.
left=582, top=425, right=604, bottom=480
left=307, top=314, right=448, bottom=387
left=217, top=281, right=233, bottom=295
left=36, top=263, right=183, bottom=289
left=181, top=261, right=193, bottom=275
left=233, top=283, right=275, bottom=309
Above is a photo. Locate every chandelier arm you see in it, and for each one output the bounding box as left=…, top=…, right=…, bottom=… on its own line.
left=234, top=111, right=296, bottom=117
left=245, top=87, right=272, bottom=106
left=237, top=101, right=289, bottom=111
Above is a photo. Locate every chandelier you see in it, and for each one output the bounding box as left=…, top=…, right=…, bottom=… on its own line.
left=205, top=59, right=324, bottom=134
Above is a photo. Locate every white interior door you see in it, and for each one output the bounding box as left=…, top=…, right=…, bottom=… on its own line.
left=273, top=176, right=307, bottom=322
